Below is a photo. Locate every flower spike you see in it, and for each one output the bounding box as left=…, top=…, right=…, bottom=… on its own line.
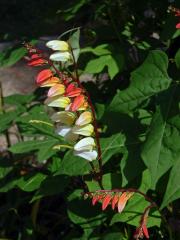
left=25, top=38, right=98, bottom=162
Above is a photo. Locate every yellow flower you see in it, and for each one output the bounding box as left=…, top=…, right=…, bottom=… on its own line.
left=75, top=111, right=92, bottom=126
left=46, top=40, right=72, bottom=62
left=46, top=40, right=69, bottom=51
left=51, top=111, right=75, bottom=126
left=49, top=52, right=72, bottom=62
left=47, top=84, right=65, bottom=97
left=45, top=96, right=70, bottom=108
left=72, top=124, right=94, bottom=136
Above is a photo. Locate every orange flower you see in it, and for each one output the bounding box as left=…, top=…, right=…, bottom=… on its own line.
left=40, top=77, right=60, bottom=87
left=70, top=95, right=86, bottom=112
left=134, top=209, right=150, bottom=239
left=28, top=54, right=46, bottom=66
left=47, top=84, right=65, bottom=97
left=117, top=192, right=134, bottom=213
left=176, top=22, right=180, bottom=29
left=111, top=194, right=119, bottom=210
left=36, top=69, right=53, bottom=84
left=102, top=194, right=112, bottom=210
left=92, top=194, right=104, bottom=206
left=65, top=83, right=82, bottom=97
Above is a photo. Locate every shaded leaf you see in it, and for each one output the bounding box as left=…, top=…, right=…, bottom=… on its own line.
left=31, top=174, right=69, bottom=202
left=16, top=173, right=46, bottom=192
left=100, top=133, right=126, bottom=165
left=56, top=150, right=91, bottom=176
left=141, top=85, right=180, bottom=189
left=108, top=50, right=171, bottom=114
left=161, top=159, right=180, bottom=209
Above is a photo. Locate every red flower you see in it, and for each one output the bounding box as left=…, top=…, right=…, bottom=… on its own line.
left=117, top=192, right=134, bottom=213
left=134, top=209, right=150, bottom=239
left=36, top=69, right=53, bottom=84
left=102, top=194, right=112, bottom=210
left=28, top=54, right=46, bottom=66
left=111, top=194, right=119, bottom=210
left=176, top=22, right=180, bottom=29
left=92, top=194, right=104, bottom=206
left=65, top=83, right=82, bottom=97
left=71, top=95, right=86, bottom=111
left=134, top=225, right=149, bottom=239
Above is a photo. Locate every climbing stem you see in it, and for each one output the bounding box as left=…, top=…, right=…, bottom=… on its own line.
left=70, top=48, right=103, bottom=184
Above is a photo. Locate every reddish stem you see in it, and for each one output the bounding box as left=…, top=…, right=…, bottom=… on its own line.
left=88, top=188, right=157, bottom=207
left=25, top=43, right=69, bottom=86
left=70, top=48, right=103, bottom=180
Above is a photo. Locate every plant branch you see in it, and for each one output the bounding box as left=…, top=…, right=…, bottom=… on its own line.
left=70, top=48, right=103, bottom=185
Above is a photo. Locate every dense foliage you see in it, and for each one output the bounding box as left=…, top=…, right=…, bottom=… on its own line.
left=0, top=0, right=180, bottom=239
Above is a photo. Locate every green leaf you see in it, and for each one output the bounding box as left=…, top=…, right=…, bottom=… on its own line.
left=110, top=194, right=161, bottom=227
left=9, top=138, right=56, bottom=153
left=67, top=189, right=106, bottom=235
left=108, top=50, right=171, bottom=114
left=100, top=133, right=126, bottom=165
left=120, top=145, right=145, bottom=187
left=95, top=103, right=105, bottom=120
left=59, top=0, right=87, bottom=21
left=84, top=54, right=124, bottom=79
left=175, top=48, right=180, bottom=69
left=161, top=157, right=180, bottom=209
left=0, top=106, right=25, bottom=132
left=141, top=85, right=180, bottom=189
left=0, top=158, right=13, bottom=179
left=0, top=47, right=26, bottom=67
left=86, top=173, right=122, bottom=192
left=68, top=28, right=80, bottom=62
left=56, top=150, right=91, bottom=176
left=47, top=157, right=62, bottom=173
left=4, top=94, right=35, bottom=105
left=16, top=173, right=46, bottom=192
left=81, top=44, right=111, bottom=56
left=9, top=138, right=59, bottom=162
left=16, top=105, right=60, bottom=139
left=31, top=175, right=69, bottom=202
left=103, top=232, right=126, bottom=240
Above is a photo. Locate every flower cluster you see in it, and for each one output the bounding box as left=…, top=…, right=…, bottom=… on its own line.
left=85, top=190, right=150, bottom=239
left=25, top=40, right=98, bottom=161
left=134, top=208, right=150, bottom=240
left=86, top=190, right=134, bottom=212
left=169, top=6, right=180, bottom=29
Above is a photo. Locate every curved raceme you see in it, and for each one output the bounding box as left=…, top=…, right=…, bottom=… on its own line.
left=85, top=190, right=150, bottom=240
left=26, top=40, right=97, bottom=161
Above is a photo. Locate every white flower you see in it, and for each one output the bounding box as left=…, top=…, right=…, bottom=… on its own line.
left=72, top=124, right=94, bottom=136
left=73, top=137, right=97, bottom=161
left=56, top=125, right=78, bottom=142
left=74, top=150, right=97, bottom=161
left=51, top=111, right=75, bottom=126
left=74, top=137, right=95, bottom=151
left=46, top=40, right=69, bottom=51
left=75, top=111, right=92, bottom=126
left=45, top=96, right=71, bottom=108
left=46, top=40, right=72, bottom=62
left=49, top=52, right=72, bottom=62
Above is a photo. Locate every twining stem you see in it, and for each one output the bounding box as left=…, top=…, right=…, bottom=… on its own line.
left=70, top=48, right=103, bottom=182
left=90, top=188, right=157, bottom=207
left=31, top=199, right=40, bottom=227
